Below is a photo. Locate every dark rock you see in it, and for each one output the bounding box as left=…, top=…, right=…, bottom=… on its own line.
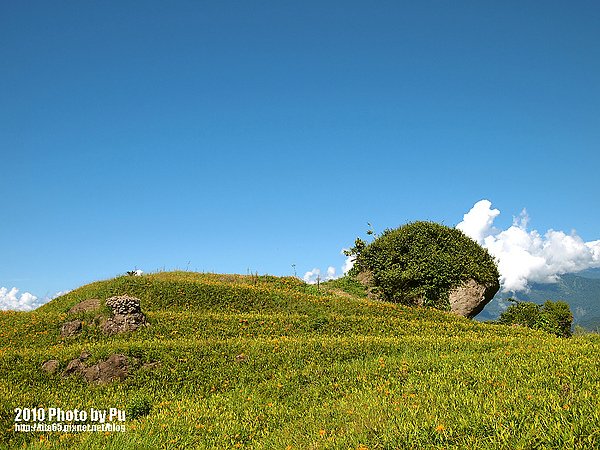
left=101, top=296, right=148, bottom=335
left=41, top=360, right=60, bottom=374
left=101, top=313, right=148, bottom=335
left=60, top=320, right=83, bottom=338
left=83, top=354, right=128, bottom=383
left=63, top=358, right=85, bottom=375
left=62, top=351, right=91, bottom=376
left=68, top=298, right=101, bottom=314
left=62, top=353, right=129, bottom=384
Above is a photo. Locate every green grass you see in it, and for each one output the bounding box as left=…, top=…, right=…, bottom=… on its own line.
left=1, top=272, right=599, bottom=449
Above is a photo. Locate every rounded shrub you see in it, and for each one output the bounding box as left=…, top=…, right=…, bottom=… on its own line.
left=126, top=396, right=152, bottom=420
left=498, top=299, right=573, bottom=337
left=347, top=221, right=500, bottom=310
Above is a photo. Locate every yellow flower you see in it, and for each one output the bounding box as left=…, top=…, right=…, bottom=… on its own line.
left=435, top=424, right=445, bottom=433
left=319, top=429, right=326, bottom=437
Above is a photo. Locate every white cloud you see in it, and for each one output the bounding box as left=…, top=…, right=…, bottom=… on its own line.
left=303, top=266, right=338, bottom=284
left=0, top=287, right=68, bottom=311
left=0, top=287, right=43, bottom=311
left=456, top=199, right=500, bottom=244
left=326, top=266, right=336, bottom=280
left=303, top=249, right=356, bottom=285
left=303, top=268, right=321, bottom=284
left=458, top=200, right=600, bottom=292
left=50, top=290, right=70, bottom=300
left=341, top=248, right=355, bottom=274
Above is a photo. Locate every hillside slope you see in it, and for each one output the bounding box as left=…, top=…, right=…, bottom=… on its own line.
left=1, top=272, right=599, bottom=449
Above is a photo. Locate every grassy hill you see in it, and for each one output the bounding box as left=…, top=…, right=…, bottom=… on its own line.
left=1, top=272, right=599, bottom=449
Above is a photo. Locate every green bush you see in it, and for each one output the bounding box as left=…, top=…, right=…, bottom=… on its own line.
left=346, top=221, right=500, bottom=310
left=126, top=396, right=152, bottom=420
left=498, top=299, right=573, bottom=337
left=321, top=276, right=368, bottom=298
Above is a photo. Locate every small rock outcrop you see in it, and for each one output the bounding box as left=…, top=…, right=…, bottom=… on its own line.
left=448, top=279, right=500, bottom=318
left=101, top=295, right=148, bottom=335
left=60, top=320, right=83, bottom=338
left=62, top=352, right=128, bottom=384
left=64, top=358, right=85, bottom=375
left=68, top=298, right=101, bottom=314
left=83, top=354, right=128, bottom=383
left=41, top=360, right=60, bottom=374
left=62, top=351, right=91, bottom=376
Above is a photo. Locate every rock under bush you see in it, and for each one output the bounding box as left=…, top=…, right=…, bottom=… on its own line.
left=448, top=279, right=500, bottom=318
left=347, top=221, right=500, bottom=316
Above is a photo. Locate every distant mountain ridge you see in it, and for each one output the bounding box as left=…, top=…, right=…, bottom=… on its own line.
left=576, top=268, right=600, bottom=280
left=477, top=268, right=600, bottom=331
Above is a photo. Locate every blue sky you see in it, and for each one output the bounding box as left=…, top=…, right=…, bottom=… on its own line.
left=2, top=1, right=599, bottom=305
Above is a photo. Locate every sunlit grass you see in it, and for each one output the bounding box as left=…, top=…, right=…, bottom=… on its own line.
left=1, top=272, right=599, bottom=449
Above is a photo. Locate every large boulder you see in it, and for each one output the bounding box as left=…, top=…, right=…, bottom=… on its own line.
left=448, top=279, right=500, bottom=318
left=101, top=295, right=148, bottom=335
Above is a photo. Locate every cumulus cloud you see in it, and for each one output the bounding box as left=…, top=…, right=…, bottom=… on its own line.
left=303, top=248, right=357, bottom=285
left=456, top=199, right=500, bottom=244
left=341, top=249, right=356, bottom=275
left=326, top=266, right=336, bottom=279
left=0, top=287, right=69, bottom=311
left=457, top=200, right=600, bottom=292
left=0, top=287, right=43, bottom=311
left=303, top=266, right=338, bottom=284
